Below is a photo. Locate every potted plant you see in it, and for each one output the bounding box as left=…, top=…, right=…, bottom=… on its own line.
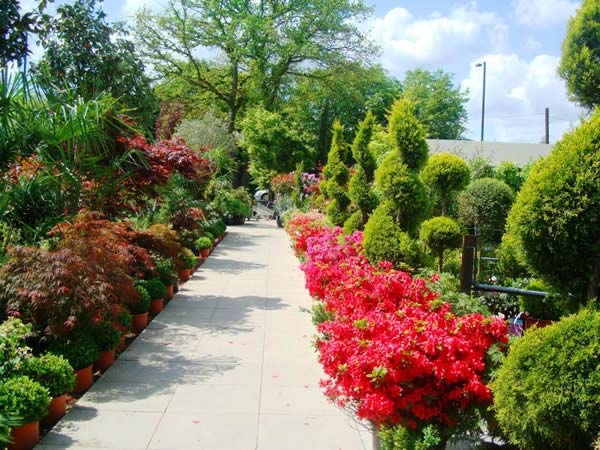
left=111, top=305, right=132, bottom=351
left=136, top=279, right=167, bottom=315
left=0, top=376, right=50, bottom=450
left=195, top=236, right=212, bottom=259
left=91, top=322, right=122, bottom=372
left=130, top=285, right=151, bottom=333
left=176, top=248, right=196, bottom=282
left=47, top=334, right=99, bottom=394
left=21, top=354, right=75, bottom=425
left=153, top=254, right=176, bottom=300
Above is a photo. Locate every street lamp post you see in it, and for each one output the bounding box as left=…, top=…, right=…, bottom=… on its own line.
left=475, top=61, right=486, bottom=142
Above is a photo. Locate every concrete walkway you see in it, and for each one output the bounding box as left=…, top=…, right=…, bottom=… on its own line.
left=38, top=221, right=371, bottom=450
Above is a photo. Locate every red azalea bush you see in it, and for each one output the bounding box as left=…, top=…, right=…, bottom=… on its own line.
left=287, top=212, right=508, bottom=431
left=284, top=211, right=329, bottom=258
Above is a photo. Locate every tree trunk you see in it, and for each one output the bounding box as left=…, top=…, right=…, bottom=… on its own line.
left=588, top=256, right=600, bottom=300
left=441, top=192, right=447, bottom=216
left=227, top=60, right=240, bottom=134
left=317, top=99, right=331, bottom=166
left=438, top=251, right=444, bottom=273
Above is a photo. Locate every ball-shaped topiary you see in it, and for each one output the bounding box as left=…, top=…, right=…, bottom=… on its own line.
left=420, top=216, right=463, bottom=272
left=363, top=202, right=426, bottom=271
left=457, top=178, right=514, bottom=243
left=421, top=153, right=470, bottom=216
left=503, top=111, right=600, bottom=300
left=195, top=236, right=213, bottom=250
left=21, top=353, right=75, bottom=397
left=136, top=279, right=166, bottom=301
left=375, top=154, right=428, bottom=235
left=47, top=333, right=99, bottom=371
left=91, top=321, right=122, bottom=352
left=493, top=308, right=600, bottom=449
left=131, top=285, right=151, bottom=314
left=388, top=98, right=429, bottom=172
left=0, top=376, right=50, bottom=424
left=177, top=247, right=197, bottom=270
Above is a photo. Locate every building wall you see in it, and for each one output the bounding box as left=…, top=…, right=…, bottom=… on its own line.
left=426, top=139, right=554, bottom=166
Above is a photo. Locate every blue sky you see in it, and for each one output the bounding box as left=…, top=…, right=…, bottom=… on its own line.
left=25, top=0, right=582, bottom=143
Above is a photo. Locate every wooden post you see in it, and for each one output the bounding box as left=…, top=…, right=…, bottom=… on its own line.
left=460, top=235, right=477, bottom=293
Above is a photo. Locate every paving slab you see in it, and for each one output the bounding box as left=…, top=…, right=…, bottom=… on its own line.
left=37, top=221, right=369, bottom=450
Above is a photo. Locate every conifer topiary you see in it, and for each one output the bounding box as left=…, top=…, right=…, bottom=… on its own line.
left=320, top=120, right=351, bottom=226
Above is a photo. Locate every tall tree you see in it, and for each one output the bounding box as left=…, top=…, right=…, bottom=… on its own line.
left=1, top=0, right=48, bottom=68
left=559, top=0, right=600, bottom=110
left=134, top=0, right=374, bottom=133
left=34, top=0, right=158, bottom=133
left=402, top=69, right=468, bottom=140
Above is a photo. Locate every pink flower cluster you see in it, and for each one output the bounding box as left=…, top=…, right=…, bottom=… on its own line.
left=287, top=212, right=508, bottom=429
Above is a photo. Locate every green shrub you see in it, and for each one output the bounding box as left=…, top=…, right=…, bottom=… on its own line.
left=457, top=178, right=514, bottom=243
left=347, top=166, right=377, bottom=231
left=214, top=188, right=252, bottom=218
left=493, top=308, right=600, bottom=449
left=130, top=284, right=151, bottom=314
left=496, top=232, right=529, bottom=279
left=21, top=353, right=75, bottom=397
left=177, top=247, right=197, bottom=269
left=178, top=228, right=202, bottom=251
left=379, top=424, right=442, bottom=450
left=0, top=376, right=50, bottom=424
left=495, top=161, right=525, bottom=193
left=469, top=155, right=495, bottom=180
left=195, top=236, right=213, bottom=250
left=91, top=321, right=121, bottom=352
left=421, top=153, right=470, bottom=216
left=375, top=154, right=428, bottom=235
left=519, top=279, right=564, bottom=321
left=136, top=279, right=166, bottom=301
left=152, top=253, right=176, bottom=286
left=47, top=333, right=99, bottom=371
left=321, top=120, right=351, bottom=226
left=342, top=210, right=363, bottom=235
left=0, top=318, right=33, bottom=377
left=503, top=111, right=600, bottom=300
left=388, top=99, right=428, bottom=172
left=117, top=308, right=132, bottom=331
left=363, top=202, right=426, bottom=271
left=0, top=413, right=20, bottom=444
left=420, top=216, right=463, bottom=272
left=351, top=111, right=376, bottom=182
left=204, top=231, right=215, bottom=243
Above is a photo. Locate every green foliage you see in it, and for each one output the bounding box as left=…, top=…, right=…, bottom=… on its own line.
left=402, top=69, right=469, bottom=140
left=519, top=279, right=564, bottom=321
left=34, top=0, right=158, bottom=132
left=493, top=308, right=600, bottom=449
left=242, top=107, right=314, bottom=180
left=379, top=424, right=443, bottom=450
left=363, top=202, right=426, bottom=271
left=495, top=161, right=525, bottom=193
left=421, top=153, right=470, bottom=216
left=347, top=166, right=377, bottom=231
left=423, top=271, right=491, bottom=317
left=91, top=321, right=121, bottom=352
left=559, top=0, right=600, bottom=109
left=195, top=236, right=213, bottom=250
left=342, top=210, right=363, bottom=235
left=214, top=187, right=253, bottom=218
left=369, top=124, right=392, bottom=164
left=310, top=301, right=333, bottom=327
left=152, top=253, right=176, bottom=286
left=469, top=156, right=496, bottom=180
left=497, top=232, right=530, bottom=279
left=351, top=111, right=376, bottom=182
left=47, top=333, right=98, bottom=370
left=420, top=217, right=463, bottom=272
left=0, top=318, right=32, bottom=378
left=375, top=153, right=428, bottom=235
left=0, top=0, right=48, bottom=66
left=321, top=121, right=351, bottom=225
left=0, top=412, right=20, bottom=444
left=177, top=248, right=197, bottom=270
left=136, top=279, right=166, bottom=301
left=21, top=353, right=75, bottom=397
left=131, top=285, right=151, bottom=314
left=457, top=178, right=514, bottom=243
left=117, top=309, right=132, bottom=331
left=387, top=99, right=429, bottom=172
left=503, top=112, right=600, bottom=300
left=0, top=376, right=50, bottom=424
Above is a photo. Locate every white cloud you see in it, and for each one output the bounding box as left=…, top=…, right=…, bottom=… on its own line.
left=461, top=54, right=583, bottom=143
left=123, top=0, right=162, bottom=18
left=369, top=4, right=508, bottom=76
left=513, top=0, right=580, bottom=27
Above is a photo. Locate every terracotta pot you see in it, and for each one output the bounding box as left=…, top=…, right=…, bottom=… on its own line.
left=8, top=421, right=39, bottom=450
left=200, top=248, right=210, bottom=259
left=165, top=284, right=174, bottom=300
left=150, top=298, right=164, bottom=315
left=73, top=365, right=93, bottom=394
left=178, top=269, right=191, bottom=282
left=131, top=312, right=149, bottom=334
left=42, top=394, right=67, bottom=426
left=94, top=349, right=116, bottom=373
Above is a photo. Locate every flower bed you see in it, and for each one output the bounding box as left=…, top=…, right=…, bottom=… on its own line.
left=286, top=211, right=508, bottom=437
